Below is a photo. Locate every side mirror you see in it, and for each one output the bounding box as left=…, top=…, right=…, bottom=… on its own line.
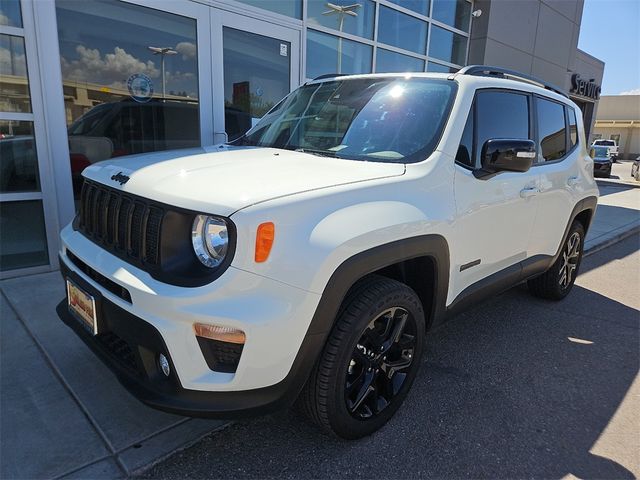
left=475, top=139, right=536, bottom=179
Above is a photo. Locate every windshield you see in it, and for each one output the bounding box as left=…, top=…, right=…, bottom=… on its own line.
left=234, top=77, right=457, bottom=163
left=593, top=146, right=610, bottom=157
left=595, top=140, right=614, bottom=146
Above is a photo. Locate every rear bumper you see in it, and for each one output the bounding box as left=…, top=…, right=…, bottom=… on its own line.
left=57, top=258, right=325, bottom=418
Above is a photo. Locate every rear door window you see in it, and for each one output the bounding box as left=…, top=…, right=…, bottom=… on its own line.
left=536, top=97, right=567, bottom=161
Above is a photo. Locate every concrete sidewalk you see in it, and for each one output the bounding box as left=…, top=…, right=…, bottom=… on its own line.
left=1, top=182, right=638, bottom=479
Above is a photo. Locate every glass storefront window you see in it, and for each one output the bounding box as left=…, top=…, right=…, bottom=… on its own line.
left=0, top=34, right=31, bottom=113
left=223, top=27, right=290, bottom=141
left=428, top=25, right=467, bottom=65
left=234, top=0, right=302, bottom=19
left=55, top=0, right=200, bottom=198
left=377, top=5, right=428, bottom=55
left=0, top=200, right=49, bottom=271
left=427, top=61, right=457, bottom=73
left=307, top=0, right=375, bottom=40
left=432, top=0, right=471, bottom=31
left=386, top=0, right=430, bottom=16
left=306, top=29, right=372, bottom=79
left=0, top=120, right=40, bottom=193
left=376, top=48, right=424, bottom=73
left=0, top=0, right=22, bottom=27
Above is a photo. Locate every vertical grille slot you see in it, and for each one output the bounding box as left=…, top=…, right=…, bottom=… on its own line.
left=129, top=203, right=145, bottom=257
left=117, top=197, right=132, bottom=251
left=144, top=207, right=163, bottom=265
left=106, top=194, right=119, bottom=245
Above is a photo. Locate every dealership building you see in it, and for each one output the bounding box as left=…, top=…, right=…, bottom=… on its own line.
left=0, top=0, right=604, bottom=278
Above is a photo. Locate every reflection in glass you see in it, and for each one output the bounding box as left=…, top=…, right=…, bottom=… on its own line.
left=0, top=121, right=40, bottom=193
left=0, top=34, right=31, bottom=113
left=427, top=61, right=457, bottom=73
left=386, top=0, right=430, bottom=16
left=377, top=5, right=428, bottom=55
left=236, top=78, right=456, bottom=164
left=223, top=27, right=290, bottom=141
left=537, top=97, right=566, bottom=161
left=432, top=0, right=471, bottom=31
left=0, top=200, right=49, bottom=271
left=428, top=25, right=467, bottom=65
left=234, top=0, right=302, bottom=19
left=307, top=0, right=375, bottom=40
left=475, top=91, right=530, bottom=166
left=376, top=48, right=424, bottom=73
left=55, top=0, right=200, bottom=198
left=568, top=107, right=578, bottom=147
left=306, top=29, right=372, bottom=79
left=0, top=0, right=22, bottom=27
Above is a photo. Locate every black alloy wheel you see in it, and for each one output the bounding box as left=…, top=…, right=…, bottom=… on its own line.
left=298, top=275, right=425, bottom=439
left=345, top=307, right=417, bottom=419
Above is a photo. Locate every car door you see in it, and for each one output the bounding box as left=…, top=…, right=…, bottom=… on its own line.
left=528, top=96, right=579, bottom=258
left=451, top=89, right=540, bottom=302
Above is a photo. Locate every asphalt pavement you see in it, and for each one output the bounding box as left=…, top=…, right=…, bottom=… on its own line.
left=142, top=234, right=640, bottom=480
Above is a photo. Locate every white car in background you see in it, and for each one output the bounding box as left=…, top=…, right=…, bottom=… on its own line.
left=591, top=138, right=620, bottom=161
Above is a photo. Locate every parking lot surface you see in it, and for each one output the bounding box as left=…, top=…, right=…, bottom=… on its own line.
left=143, top=234, right=639, bottom=480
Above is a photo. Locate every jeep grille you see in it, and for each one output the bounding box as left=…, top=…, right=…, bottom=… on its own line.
left=78, top=180, right=164, bottom=267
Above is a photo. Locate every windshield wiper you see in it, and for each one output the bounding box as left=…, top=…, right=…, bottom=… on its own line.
left=293, top=147, right=338, bottom=158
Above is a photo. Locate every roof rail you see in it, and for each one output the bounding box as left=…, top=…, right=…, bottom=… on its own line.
left=456, top=65, right=568, bottom=98
left=312, top=73, right=346, bottom=81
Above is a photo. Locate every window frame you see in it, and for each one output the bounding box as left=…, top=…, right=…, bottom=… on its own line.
left=455, top=87, right=534, bottom=172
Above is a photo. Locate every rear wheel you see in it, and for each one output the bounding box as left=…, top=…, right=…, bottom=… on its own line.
left=528, top=221, right=585, bottom=300
left=298, top=275, right=425, bottom=439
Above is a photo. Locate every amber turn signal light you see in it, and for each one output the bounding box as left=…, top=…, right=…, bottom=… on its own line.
left=194, top=323, right=246, bottom=345
left=255, top=222, right=275, bottom=263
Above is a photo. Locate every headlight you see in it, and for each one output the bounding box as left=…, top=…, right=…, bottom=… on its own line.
left=191, top=215, right=229, bottom=268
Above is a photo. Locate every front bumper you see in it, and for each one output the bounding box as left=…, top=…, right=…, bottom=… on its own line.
left=57, top=259, right=326, bottom=418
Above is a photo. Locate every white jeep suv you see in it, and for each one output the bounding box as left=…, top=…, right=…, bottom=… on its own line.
left=57, top=66, right=598, bottom=439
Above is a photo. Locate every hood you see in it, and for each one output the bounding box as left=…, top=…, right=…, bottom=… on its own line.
left=82, top=146, right=405, bottom=216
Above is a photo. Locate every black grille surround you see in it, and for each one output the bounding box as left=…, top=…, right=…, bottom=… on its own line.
left=75, top=179, right=236, bottom=287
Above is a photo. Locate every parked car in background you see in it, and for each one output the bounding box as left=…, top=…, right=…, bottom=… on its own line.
left=591, top=139, right=619, bottom=161
left=631, top=156, right=640, bottom=182
left=591, top=145, right=613, bottom=177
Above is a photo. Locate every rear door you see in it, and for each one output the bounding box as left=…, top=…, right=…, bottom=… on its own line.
left=451, top=89, right=540, bottom=301
left=528, top=96, right=579, bottom=257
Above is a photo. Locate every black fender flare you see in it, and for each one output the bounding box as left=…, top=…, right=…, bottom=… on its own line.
left=264, top=234, right=450, bottom=410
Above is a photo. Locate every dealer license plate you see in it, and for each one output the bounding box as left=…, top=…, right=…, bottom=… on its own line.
left=66, top=279, right=98, bottom=335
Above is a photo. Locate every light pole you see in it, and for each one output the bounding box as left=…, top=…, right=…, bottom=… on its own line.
left=147, top=46, right=178, bottom=100
left=322, top=2, right=360, bottom=73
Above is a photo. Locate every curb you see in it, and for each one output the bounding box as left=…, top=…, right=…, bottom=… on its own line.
left=584, top=225, right=640, bottom=258
left=596, top=179, right=640, bottom=189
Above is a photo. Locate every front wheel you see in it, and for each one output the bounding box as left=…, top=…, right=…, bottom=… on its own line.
left=528, top=221, right=585, bottom=300
left=298, top=275, right=425, bottom=439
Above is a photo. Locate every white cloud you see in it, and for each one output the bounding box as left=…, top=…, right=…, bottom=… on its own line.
left=0, top=47, right=27, bottom=76
left=619, top=88, right=640, bottom=95
left=175, top=41, right=197, bottom=60
left=61, top=45, right=159, bottom=86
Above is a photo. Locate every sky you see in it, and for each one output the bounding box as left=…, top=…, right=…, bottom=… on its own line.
left=577, top=0, right=640, bottom=95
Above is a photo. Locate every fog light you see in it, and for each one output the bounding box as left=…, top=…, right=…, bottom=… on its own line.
left=194, top=323, right=245, bottom=344
left=158, top=353, right=170, bottom=377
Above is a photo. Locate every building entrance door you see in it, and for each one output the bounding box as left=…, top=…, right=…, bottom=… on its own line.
left=212, top=11, right=301, bottom=143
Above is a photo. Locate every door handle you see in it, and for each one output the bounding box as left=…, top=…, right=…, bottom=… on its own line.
left=567, top=176, right=579, bottom=187
left=520, top=187, right=540, bottom=198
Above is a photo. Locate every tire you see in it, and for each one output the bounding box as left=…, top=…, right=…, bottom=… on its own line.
left=528, top=221, right=585, bottom=300
left=297, top=275, right=425, bottom=439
